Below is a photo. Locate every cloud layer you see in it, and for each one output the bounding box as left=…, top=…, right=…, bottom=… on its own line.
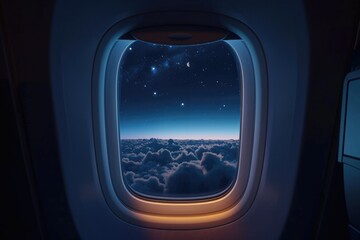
left=121, top=139, right=238, bottom=197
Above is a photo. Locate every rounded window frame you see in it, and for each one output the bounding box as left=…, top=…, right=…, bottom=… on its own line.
left=92, top=12, right=267, bottom=229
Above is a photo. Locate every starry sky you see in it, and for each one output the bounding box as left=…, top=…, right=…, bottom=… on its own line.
left=118, top=40, right=241, bottom=140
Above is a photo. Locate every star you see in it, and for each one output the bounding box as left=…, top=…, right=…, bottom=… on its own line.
left=129, top=47, right=132, bottom=51
left=153, top=91, right=157, bottom=96
left=151, top=66, right=157, bottom=74
left=223, top=104, right=226, bottom=107
left=181, top=102, right=185, bottom=106
left=144, top=84, right=147, bottom=88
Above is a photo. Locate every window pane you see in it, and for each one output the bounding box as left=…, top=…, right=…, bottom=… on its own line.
left=118, top=40, right=241, bottom=199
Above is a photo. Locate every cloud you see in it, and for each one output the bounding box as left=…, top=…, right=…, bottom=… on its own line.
left=124, top=171, right=135, bottom=184
left=164, top=152, right=236, bottom=195
left=202, top=157, right=236, bottom=194
left=174, top=150, right=198, bottom=163
left=131, top=176, right=165, bottom=195
left=122, top=158, right=141, bottom=172
left=143, top=148, right=173, bottom=165
left=121, top=139, right=238, bottom=197
left=209, top=143, right=239, bottom=162
left=200, top=152, right=222, bottom=172
left=122, top=152, right=145, bottom=162
left=165, top=162, right=205, bottom=194
left=195, top=145, right=208, bottom=159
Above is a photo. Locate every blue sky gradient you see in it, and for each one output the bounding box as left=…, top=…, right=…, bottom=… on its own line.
left=118, top=40, right=241, bottom=140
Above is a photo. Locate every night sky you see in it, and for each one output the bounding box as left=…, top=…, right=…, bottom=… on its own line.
left=118, top=40, right=241, bottom=140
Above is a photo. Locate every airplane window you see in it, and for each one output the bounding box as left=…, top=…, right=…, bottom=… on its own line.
left=118, top=40, right=241, bottom=199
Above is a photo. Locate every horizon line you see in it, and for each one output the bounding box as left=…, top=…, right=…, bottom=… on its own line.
left=120, top=138, right=238, bottom=141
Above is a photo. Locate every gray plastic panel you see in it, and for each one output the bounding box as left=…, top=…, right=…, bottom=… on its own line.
left=344, top=80, right=360, bottom=159
left=344, top=156, right=360, bottom=170
left=340, top=71, right=360, bottom=235
left=344, top=162, right=360, bottom=230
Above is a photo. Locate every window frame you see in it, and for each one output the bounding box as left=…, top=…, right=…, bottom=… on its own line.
left=92, top=14, right=267, bottom=229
